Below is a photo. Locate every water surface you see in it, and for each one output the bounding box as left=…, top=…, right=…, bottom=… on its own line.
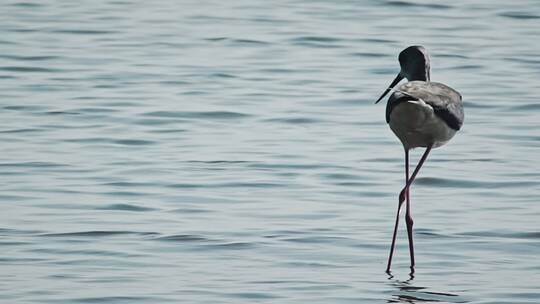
left=1, top=0, right=539, bottom=303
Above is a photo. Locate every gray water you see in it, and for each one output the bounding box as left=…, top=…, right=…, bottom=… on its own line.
left=1, top=0, right=540, bottom=303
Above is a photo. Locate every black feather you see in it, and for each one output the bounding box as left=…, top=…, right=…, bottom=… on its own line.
left=429, top=103, right=463, bottom=131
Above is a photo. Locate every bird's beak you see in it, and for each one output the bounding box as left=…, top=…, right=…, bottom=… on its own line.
left=375, top=73, right=404, bottom=104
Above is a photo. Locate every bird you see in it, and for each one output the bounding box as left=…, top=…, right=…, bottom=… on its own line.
left=375, top=45, right=464, bottom=274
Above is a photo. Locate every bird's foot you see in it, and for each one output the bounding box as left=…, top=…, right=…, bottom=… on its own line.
left=408, top=266, right=416, bottom=280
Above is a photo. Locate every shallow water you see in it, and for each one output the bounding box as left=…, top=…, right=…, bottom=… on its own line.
left=1, top=0, right=539, bottom=303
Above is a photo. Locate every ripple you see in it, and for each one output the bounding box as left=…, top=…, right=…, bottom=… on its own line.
left=0, top=241, right=31, bottom=246
left=291, top=36, right=342, bottom=43
left=349, top=52, right=387, bottom=58
left=45, top=110, right=80, bottom=116
left=64, top=137, right=113, bottom=144
left=282, top=261, right=346, bottom=268
left=187, top=160, right=252, bottom=165
left=167, top=181, right=285, bottom=189
left=458, top=231, right=540, bottom=239
left=204, top=37, right=270, bottom=45
left=0, top=228, right=42, bottom=235
left=0, top=161, right=67, bottom=168
left=95, top=204, right=156, bottom=212
left=155, top=235, right=256, bottom=250
left=77, top=107, right=119, bottom=114
left=0, top=55, right=59, bottom=61
left=168, top=208, right=211, bottom=214
left=12, top=2, right=42, bottom=7
left=113, top=139, right=155, bottom=146
left=135, top=119, right=187, bottom=127
left=509, top=103, right=540, bottom=111
left=155, top=234, right=210, bottom=242
left=232, top=39, right=270, bottom=45
left=0, top=128, right=46, bottom=134
left=415, top=229, right=458, bottom=239
left=284, top=235, right=353, bottom=244
left=51, top=29, right=120, bottom=35
left=319, top=173, right=364, bottom=180
left=356, top=38, right=396, bottom=44
left=263, top=117, right=324, bottom=124
left=39, top=231, right=149, bottom=238
left=451, top=64, right=483, bottom=70
left=248, top=162, right=346, bottom=170
left=226, top=292, right=281, bottom=299
left=0, top=66, right=62, bottom=73
left=414, top=177, right=538, bottom=189
left=205, top=37, right=227, bottom=42
left=384, top=1, right=452, bottom=9
left=142, top=111, right=251, bottom=120
left=211, top=241, right=257, bottom=249
left=462, top=101, right=495, bottom=109
left=67, top=296, right=173, bottom=303
left=290, top=36, right=344, bottom=48
left=209, top=72, right=237, bottom=78
left=0, top=257, right=48, bottom=263
left=499, top=12, right=540, bottom=20
left=104, top=190, right=150, bottom=197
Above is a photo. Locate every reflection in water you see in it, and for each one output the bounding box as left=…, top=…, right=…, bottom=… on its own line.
left=387, top=276, right=463, bottom=303
left=386, top=266, right=415, bottom=280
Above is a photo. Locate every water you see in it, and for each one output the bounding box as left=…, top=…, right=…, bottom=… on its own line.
left=1, top=0, right=539, bottom=303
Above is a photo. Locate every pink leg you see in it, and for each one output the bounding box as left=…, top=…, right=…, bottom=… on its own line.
left=386, top=149, right=409, bottom=273
left=400, top=145, right=433, bottom=271
left=405, top=151, right=415, bottom=269
left=386, top=196, right=404, bottom=274
left=399, top=145, right=433, bottom=204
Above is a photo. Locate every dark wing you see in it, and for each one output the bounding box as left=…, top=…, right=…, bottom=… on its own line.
left=385, top=81, right=464, bottom=130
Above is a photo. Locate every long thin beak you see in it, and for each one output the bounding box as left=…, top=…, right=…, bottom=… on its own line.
left=375, top=73, right=404, bottom=104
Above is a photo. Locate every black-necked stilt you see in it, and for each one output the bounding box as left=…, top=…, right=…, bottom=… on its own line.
left=375, top=46, right=464, bottom=274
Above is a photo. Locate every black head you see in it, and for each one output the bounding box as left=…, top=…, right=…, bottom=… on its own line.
left=398, top=45, right=431, bottom=82
left=375, top=45, right=431, bottom=104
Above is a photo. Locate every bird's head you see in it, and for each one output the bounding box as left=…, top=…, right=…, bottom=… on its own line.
left=375, top=45, right=431, bottom=104
left=399, top=45, right=431, bottom=82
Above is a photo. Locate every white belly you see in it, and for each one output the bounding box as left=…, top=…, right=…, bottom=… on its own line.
left=389, top=100, right=456, bottom=150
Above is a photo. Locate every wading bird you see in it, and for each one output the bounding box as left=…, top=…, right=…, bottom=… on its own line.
left=375, top=46, right=464, bottom=274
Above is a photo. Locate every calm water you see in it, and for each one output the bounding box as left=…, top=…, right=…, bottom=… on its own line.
left=1, top=1, right=540, bottom=303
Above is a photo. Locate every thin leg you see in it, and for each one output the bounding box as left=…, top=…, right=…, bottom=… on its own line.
left=400, top=145, right=433, bottom=270
left=386, top=192, right=404, bottom=273
left=405, top=149, right=415, bottom=269
left=386, top=149, right=409, bottom=273
left=399, top=145, right=433, bottom=204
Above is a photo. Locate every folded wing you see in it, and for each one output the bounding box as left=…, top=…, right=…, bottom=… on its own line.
left=386, top=81, right=464, bottom=131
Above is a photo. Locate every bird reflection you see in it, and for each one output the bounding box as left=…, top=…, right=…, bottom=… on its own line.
left=386, top=275, right=461, bottom=303
left=386, top=267, right=415, bottom=281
